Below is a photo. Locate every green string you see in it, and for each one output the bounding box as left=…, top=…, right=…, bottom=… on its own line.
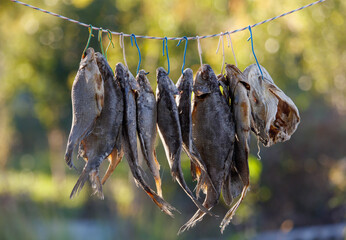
left=98, top=28, right=105, bottom=57
left=105, top=29, right=114, bottom=61
left=82, top=24, right=93, bottom=58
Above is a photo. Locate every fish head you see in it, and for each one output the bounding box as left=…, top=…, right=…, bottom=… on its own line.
left=80, top=47, right=96, bottom=68
left=156, top=67, right=179, bottom=95
left=127, top=70, right=140, bottom=92
left=193, top=64, right=218, bottom=96
left=225, top=64, right=250, bottom=91
left=244, top=64, right=300, bottom=146
left=115, top=63, right=128, bottom=88
left=95, top=52, right=114, bottom=79
left=136, top=70, right=152, bottom=92
left=176, top=68, right=193, bottom=92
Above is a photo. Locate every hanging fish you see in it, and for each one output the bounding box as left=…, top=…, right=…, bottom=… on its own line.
left=179, top=64, right=235, bottom=233
left=136, top=70, right=162, bottom=197
left=70, top=52, right=123, bottom=199
left=175, top=68, right=216, bottom=198
left=156, top=67, right=211, bottom=216
left=116, top=63, right=176, bottom=217
left=65, top=47, right=104, bottom=169
left=220, top=64, right=251, bottom=232
left=243, top=64, right=300, bottom=147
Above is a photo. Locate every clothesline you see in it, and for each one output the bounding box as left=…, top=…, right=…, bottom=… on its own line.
left=10, top=0, right=326, bottom=41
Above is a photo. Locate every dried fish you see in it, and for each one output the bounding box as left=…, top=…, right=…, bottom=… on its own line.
left=156, top=67, right=210, bottom=216
left=220, top=64, right=251, bottom=232
left=136, top=70, right=162, bottom=197
left=243, top=64, right=300, bottom=147
left=70, top=52, right=123, bottom=199
left=179, top=64, right=235, bottom=233
left=65, top=48, right=104, bottom=169
left=116, top=63, right=176, bottom=217
left=175, top=68, right=216, bottom=198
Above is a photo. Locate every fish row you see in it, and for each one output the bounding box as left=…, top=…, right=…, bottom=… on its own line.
left=64, top=47, right=300, bottom=233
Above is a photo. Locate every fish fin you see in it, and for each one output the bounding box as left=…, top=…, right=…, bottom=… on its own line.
left=220, top=185, right=249, bottom=233
left=153, top=150, right=163, bottom=198
left=101, top=147, right=123, bottom=185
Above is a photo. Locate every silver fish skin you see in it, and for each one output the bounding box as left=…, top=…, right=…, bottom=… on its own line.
left=136, top=70, right=162, bottom=197
left=70, top=53, right=123, bottom=199
left=156, top=67, right=211, bottom=216
left=220, top=64, right=251, bottom=232
left=243, top=64, right=300, bottom=146
left=179, top=64, right=235, bottom=234
left=175, top=68, right=216, bottom=198
left=116, top=63, right=176, bottom=217
left=65, top=47, right=104, bottom=169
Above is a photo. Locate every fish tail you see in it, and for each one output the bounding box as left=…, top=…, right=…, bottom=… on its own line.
left=171, top=165, right=213, bottom=216
left=220, top=185, right=249, bottom=233
left=178, top=209, right=205, bottom=235
left=178, top=186, right=218, bottom=234
left=70, top=168, right=89, bottom=199
left=90, top=169, right=104, bottom=200
left=131, top=165, right=177, bottom=217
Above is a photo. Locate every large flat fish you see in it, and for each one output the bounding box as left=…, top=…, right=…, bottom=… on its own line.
left=220, top=64, right=251, bottom=232
left=70, top=52, right=123, bottom=199
left=175, top=68, right=216, bottom=198
left=179, top=64, right=235, bottom=234
left=65, top=47, right=104, bottom=169
left=136, top=70, right=162, bottom=197
left=243, top=64, right=300, bottom=147
left=156, top=67, right=211, bottom=217
left=116, top=63, right=176, bottom=217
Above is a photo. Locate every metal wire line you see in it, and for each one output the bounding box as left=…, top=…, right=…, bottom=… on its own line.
left=10, top=0, right=326, bottom=41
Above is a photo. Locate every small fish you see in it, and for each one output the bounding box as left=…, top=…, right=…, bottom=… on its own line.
left=70, top=52, right=123, bottom=199
left=136, top=70, right=162, bottom=197
left=156, top=67, right=211, bottom=216
left=179, top=64, right=235, bottom=234
left=175, top=68, right=216, bottom=198
left=65, top=48, right=104, bottom=169
left=243, top=64, right=300, bottom=146
left=116, top=63, right=176, bottom=217
left=220, top=64, right=251, bottom=232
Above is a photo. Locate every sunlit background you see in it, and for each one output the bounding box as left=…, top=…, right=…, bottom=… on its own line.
left=0, top=0, right=345, bottom=239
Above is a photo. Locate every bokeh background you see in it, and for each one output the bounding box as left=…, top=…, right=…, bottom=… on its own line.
left=0, top=0, right=345, bottom=239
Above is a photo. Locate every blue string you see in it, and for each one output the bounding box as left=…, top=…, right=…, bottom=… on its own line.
left=177, top=36, right=188, bottom=75
left=162, top=37, right=170, bottom=74
left=130, top=34, right=141, bottom=74
left=248, top=25, right=263, bottom=78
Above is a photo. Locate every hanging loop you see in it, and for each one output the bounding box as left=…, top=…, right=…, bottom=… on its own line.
left=98, top=28, right=105, bottom=57
left=196, top=36, right=203, bottom=67
left=162, top=37, right=170, bottom=75
left=105, top=29, right=114, bottom=61
left=216, top=32, right=225, bottom=75
left=130, top=34, right=141, bottom=74
left=248, top=25, right=263, bottom=78
left=119, top=32, right=128, bottom=68
left=82, top=24, right=93, bottom=58
left=226, top=32, right=238, bottom=67
left=177, top=36, right=188, bottom=75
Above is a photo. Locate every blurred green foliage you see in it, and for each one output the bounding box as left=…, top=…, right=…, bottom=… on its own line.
left=0, top=0, right=345, bottom=239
